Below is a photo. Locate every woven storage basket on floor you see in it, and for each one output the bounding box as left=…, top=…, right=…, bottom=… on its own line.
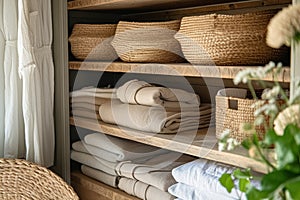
left=215, top=95, right=265, bottom=142
left=175, top=10, right=289, bottom=65
left=69, top=24, right=118, bottom=60
left=0, top=158, right=79, bottom=200
left=111, top=20, right=185, bottom=63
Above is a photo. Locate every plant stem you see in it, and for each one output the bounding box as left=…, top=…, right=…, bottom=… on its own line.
left=254, top=142, right=276, bottom=170
left=248, top=80, right=258, bottom=100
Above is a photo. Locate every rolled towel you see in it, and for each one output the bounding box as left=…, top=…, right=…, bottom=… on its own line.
left=81, top=165, right=119, bottom=188
left=71, top=150, right=118, bottom=176
left=116, top=79, right=200, bottom=106
left=84, top=133, right=169, bottom=162
left=70, top=96, right=111, bottom=105
left=118, top=177, right=175, bottom=200
left=71, top=108, right=101, bottom=120
left=99, top=100, right=200, bottom=133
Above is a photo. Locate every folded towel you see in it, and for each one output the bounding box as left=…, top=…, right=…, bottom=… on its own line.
left=84, top=133, right=169, bottom=162
left=115, top=152, right=195, bottom=191
left=71, top=108, right=101, bottom=120
left=168, top=182, right=240, bottom=200
left=172, top=158, right=234, bottom=186
left=71, top=102, right=100, bottom=112
left=118, top=177, right=175, bottom=200
left=81, top=165, right=118, bottom=188
left=172, top=158, right=245, bottom=199
left=70, top=86, right=117, bottom=99
left=71, top=96, right=111, bottom=105
left=116, top=79, right=200, bottom=106
left=99, top=100, right=205, bottom=133
left=71, top=150, right=118, bottom=176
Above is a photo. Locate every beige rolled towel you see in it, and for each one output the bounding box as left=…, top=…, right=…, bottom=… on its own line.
left=70, top=86, right=117, bottom=99
left=116, top=79, right=200, bottom=107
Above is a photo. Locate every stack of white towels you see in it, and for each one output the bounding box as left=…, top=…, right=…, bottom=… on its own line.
left=168, top=158, right=251, bottom=200
left=70, top=79, right=214, bottom=134
left=71, top=132, right=195, bottom=200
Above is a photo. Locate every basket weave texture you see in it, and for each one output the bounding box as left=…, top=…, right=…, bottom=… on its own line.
left=215, top=96, right=265, bottom=142
left=69, top=24, right=118, bottom=61
left=0, top=159, right=79, bottom=200
left=175, top=10, right=289, bottom=65
left=111, top=20, right=185, bottom=63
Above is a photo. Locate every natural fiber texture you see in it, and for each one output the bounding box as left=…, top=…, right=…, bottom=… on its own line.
left=215, top=96, right=265, bottom=142
left=69, top=24, right=118, bottom=60
left=111, top=20, right=185, bottom=63
left=176, top=10, right=289, bottom=65
left=0, top=158, right=79, bottom=200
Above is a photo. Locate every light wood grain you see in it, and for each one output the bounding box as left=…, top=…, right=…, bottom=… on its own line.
left=70, top=117, right=269, bottom=173
left=67, top=0, right=244, bottom=11
left=71, top=171, right=139, bottom=200
left=69, top=61, right=290, bottom=82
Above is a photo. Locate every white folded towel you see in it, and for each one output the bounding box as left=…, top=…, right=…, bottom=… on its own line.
left=171, top=159, right=245, bottom=199
left=168, top=182, right=240, bottom=200
left=84, top=133, right=169, bottom=162
left=116, top=79, right=200, bottom=106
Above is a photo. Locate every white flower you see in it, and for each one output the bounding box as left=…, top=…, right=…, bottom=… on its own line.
left=261, top=86, right=280, bottom=100
left=267, top=4, right=300, bottom=48
left=274, top=104, right=300, bottom=135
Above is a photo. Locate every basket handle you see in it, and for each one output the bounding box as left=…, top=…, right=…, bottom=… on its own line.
left=228, top=98, right=238, bottom=110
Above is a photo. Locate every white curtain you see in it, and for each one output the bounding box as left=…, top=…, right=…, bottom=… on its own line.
left=0, top=0, right=55, bottom=167
left=0, top=0, right=25, bottom=159
left=18, top=0, right=55, bottom=167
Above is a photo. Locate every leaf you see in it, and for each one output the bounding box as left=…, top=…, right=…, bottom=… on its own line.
left=260, top=170, right=296, bottom=193
left=263, top=129, right=278, bottom=145
left=233, top=168, right=252, bottom=179
left=286, top=179, right=300, bottom=200
left=242, top=138, right=253, bottom=150
left=252, top=133, right=259, bottom=146
left=246, top=185, right=268, bottom=200
left=239, top=178, right=250, bottom=193
left=219, top=173, right=235, bottom=193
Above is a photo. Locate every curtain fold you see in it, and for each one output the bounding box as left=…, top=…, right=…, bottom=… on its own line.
left=0, top=0, right=25, bottom=158
left=18, top=0, right=55, bottom=167
left=0, top=0, right=54, bottom=167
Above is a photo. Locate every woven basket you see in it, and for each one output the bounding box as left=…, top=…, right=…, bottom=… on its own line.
left=69, top=24, right=118, bottom=61
left=175, top=10, right=289, bottom=65
left=215, top=95, right=265, bottom=142
left=0, top=158, right=79, bottom=200
left=111, top=20, right=185, bottom=63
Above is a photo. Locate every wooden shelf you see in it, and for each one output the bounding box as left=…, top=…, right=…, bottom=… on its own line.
left=69, top=61, right=290, bottom=82
left=67, top=0, right=245, bottom=11
left=70, top=116, right=268, bottom=174
left=71, top=171, right=139, bottom=200
left=68, top=0, right=291, bottom=11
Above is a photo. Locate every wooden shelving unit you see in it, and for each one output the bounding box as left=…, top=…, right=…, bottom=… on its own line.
left=69, top=61, right=290, bottom=82
left=70, top=117, right=268, bottom=174
left=71, top=171, right=140, bottom=200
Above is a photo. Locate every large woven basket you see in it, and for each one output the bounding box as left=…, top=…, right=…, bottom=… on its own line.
left=0, top=158, right=79, bottom=200
left=69, top=24, right=118, bottom=61
left=215, top=95, right=265, bottom=142
left=111, top=20, right=185, bottom=63
left=175, top=10, right=289, bottom=65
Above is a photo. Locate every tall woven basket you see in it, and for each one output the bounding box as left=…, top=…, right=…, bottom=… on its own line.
left=0, top=159, right=79, bottom=200
left=111, top=20, right=185, bottom=63
left=69, top=24, right=118, bottom=61
left=215, top=95, right=265, bottom=142
left=175, top=10, right=289, bottom=65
